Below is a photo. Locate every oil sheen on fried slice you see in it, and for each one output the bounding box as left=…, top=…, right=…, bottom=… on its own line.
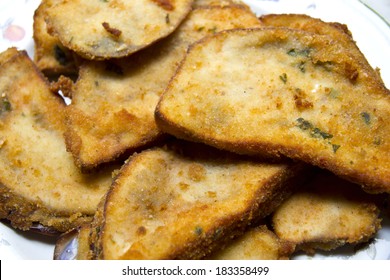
left=44, top=0, right=194, bottom=60
left=155, top=28, right=390, bottom=193
left=0, top=48, right=116, bottom=232
left=64, top=5, right=262, bottom=171
left=92, top=141, right=306, bottom=259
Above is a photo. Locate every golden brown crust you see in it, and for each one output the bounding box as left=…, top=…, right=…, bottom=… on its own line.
left=155, top=27, right=390, bottom=193
left=64, top=6, right=262, bottom=171
left=0, top=48, right=116, bottom=232
left=272, top=170, right=382, bottom=253
left=33, top=1, right=77, bottom=77
left=207, top=225, right=295, bottom=260
left=90, top=141, right=307, bottom=259
left=44, top=0, right=195, bottom=60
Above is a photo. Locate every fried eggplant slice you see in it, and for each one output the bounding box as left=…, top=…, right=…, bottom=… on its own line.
left=272, top=170, right=382, bottom=253
left=90, top=141, right=306, bottom=259
left=155, top=27, right=390, bottom=193
left=0, top=48, right=116, bottom=232
left=44, top=0, right=194, bottom=60
left=208, top=225, right=295, bottom=260
left=65, top=5, right=262, bottom=171
left=33, top=1, right=77, bottom=77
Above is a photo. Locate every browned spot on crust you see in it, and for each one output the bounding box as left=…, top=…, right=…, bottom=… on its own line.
left=151, top=0, right=174, bottom=11
left=102, top=22, right=122, bottom=37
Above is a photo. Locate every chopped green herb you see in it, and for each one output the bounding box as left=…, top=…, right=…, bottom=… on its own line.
left=311, top=127, right=333, bottom=139
left=287, top=48, right=311, bottom=57
left=296, top=117, right=313, bottom=131
left=361, top=112, right=371, bottom=125
left=332, top=144, right=340, bottom=153
left=279, top=73, right=287, bottom=84
left=1, top=95, right=11, bottom=114
left=194, top=226, right=203, bottom=236
left=165, top=13, right=170, bottom=24
left=196, top=26, right=205, bottom=32
left=298, top=61, right=306, bottom=73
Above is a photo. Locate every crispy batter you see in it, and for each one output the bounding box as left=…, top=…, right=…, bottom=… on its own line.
left=0, top=48, right=117, bottom=232
left=64, top=6, right=262, bottom=171
left=208, top=225, right=295, bottom=260
left=44, top=0, right=194, bottom=60
left=194, top=0, right=250, bottom=9
left=155, top=27, right=390, bottom=193
left=272, top=170, right=382, bottom=253
left=33, top=1, right=77, bottom=77
left=259, top=14, right=386, bottom=86
left=90, top=141, right=306, bottom=259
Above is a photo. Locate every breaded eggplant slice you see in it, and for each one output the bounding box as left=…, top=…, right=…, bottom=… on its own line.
left=208, top=225, right=295, bottom=260
left=33, top=1, right=77, bottom=77
left=65, top=6, right=262, bottom=171
left=155, top=28, right=390, bottom=193
left=44, top=0, right=194, bottom=60
left=259, top=14, right=386, bottom=86
left=90, top=141, right=306, bottom=259
left=0, top=48, right=116, bottom=233
left=272, top=170, right=382, bottom=253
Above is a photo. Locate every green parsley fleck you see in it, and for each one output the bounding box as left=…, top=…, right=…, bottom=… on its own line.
left=194, top=226, right=203, bottom=236
left=361, top=112, right=371, bottom=125
left=332, top=144, right=340, bottom=153
left=279, top=73, right=287, bottom=84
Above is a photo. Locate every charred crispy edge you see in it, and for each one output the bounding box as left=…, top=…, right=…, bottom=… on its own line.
left=0, top=183, right=92, bottom=233
left=155, top=27, right=390, bottom=193
left=44, top=1, right=195, bottom=60
left=94, top=148, right=309, bottom=259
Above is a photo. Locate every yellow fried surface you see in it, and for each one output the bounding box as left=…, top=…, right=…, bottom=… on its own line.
left=0, top=48, right=116, bottom=232
left=155, top=27, right=390, bottom=193
left=92, top=141, right=306, bottom=259
left=33, top=1, right=77, bottom=77
left=65, top=5, right=262, bottom=171
left=259, top=14, right=386, bottom=86
left=44, top=0, right=194, bottom=59
left=208, top=225, right=295, bottom=260
left=272, top=170, right=382, bottom=252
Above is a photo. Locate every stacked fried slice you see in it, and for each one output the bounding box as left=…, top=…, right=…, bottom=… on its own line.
left=155, top=27, right=390, bottom=193
left=272, top=170, right=383, bottom=253
left=83, top=141, right=307, bottom=259
left=64, top=4, right=263, bottom=171
left=0, top=48, right=116, bottom=232
left=33, top=1, right=77, bottom=78
left=44, top=0, right=195, bottom=60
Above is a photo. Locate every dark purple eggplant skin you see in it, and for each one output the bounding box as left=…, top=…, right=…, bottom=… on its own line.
left=53, top=228, right=79, bottom=260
